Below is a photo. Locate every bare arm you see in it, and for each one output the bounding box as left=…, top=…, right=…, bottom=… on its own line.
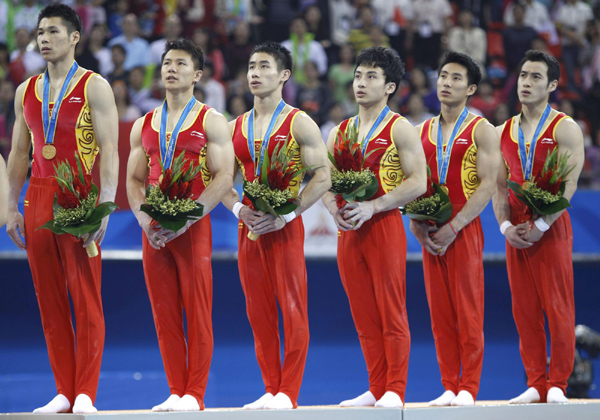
left=87, top=74, right=119, bottom=246
left=344, top=118, right=427, bottom=229
left=6, top=82, right=30, bottom=249
left=431, top=120, right=501, bottom=252
left=0, top=155, right=8, bottom=228
left=198, top=110, right=234, bottom=213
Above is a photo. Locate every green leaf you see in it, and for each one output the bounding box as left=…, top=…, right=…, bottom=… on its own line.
left=86, top=201, right=118, bottom=225
left=273, top=200, right=299, bottom=216
left=62, top=222, right=101, bottom=237
left=36, top=220, right=66, bottom=235
left=74, top=151, right=85, bottom=185
left=254, top=196, right=278, bottom=217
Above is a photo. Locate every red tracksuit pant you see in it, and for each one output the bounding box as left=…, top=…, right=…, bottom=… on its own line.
left=237, top=217, right=309, bottom=407
left=142, top=216, right=213, bottom=408
left=506, top=211, right=575, bottom=401
left=422, top=217, right=485, bottom=398
left=24, top=177, right=105, bottom=404
left=337, top=209, right=410, bottom=401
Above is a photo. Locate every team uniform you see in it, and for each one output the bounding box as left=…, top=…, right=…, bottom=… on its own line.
left=22, top=70, right=105, bottom=404
left=140, top=104, right=214, bottom=408
left=500, top=112, right=575, bottom=401
left=232, top=107, right=308, bottom=407
left=419, top=115, right=485, bottom=398
left=336, top=113, right=410, bottom=402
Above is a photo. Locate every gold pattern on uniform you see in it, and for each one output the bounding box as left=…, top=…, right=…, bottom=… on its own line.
left=379, top=144, right=404, bottom=194
left=199, top=144, right=212, bottom=186
left=286, top=136, right=303, bottom=194
left=461, top=144, right=480, bottom=200
left=75, top=104, right=98, bottom=173
left=236, top=155, right=248, bottom=181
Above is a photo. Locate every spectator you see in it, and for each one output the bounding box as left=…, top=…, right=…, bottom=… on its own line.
left=303, top=4, right=331, bottom=50
left=282, top=17, right=328, bottom=84
left=77, top=24, right=114, bottom=77
left=224, top=21, right=255, bottom=82
left=448, top=10, right=487, bottom=73
left=320, top=102, right=345, bottom=142
left=411, top=0, right=453, bottom=70
left=13, top=0, right=42, bottom=34
left=0, top=43, right=10, bottom=81
left=9, top=27, right=45, bottom=85
left=469, top=79, right=501, bottom=121
left=340, top=80, right=358, bottom=119
left=406, top=67, right=440, bottom=114
left=226, top=94, right=250, bottom=121
left=193, top=84, right=206, bottom=103
left=261, top=0, right=299, bottom=42
left=503, top=0, right=558, bottom=45
left=502, top=4, right=538, bottom=73
left=582, top=20, right=600, bottom=144
left=0, top=78, right=14, bottom=157
left=296, top=60, right=332, bottom=126
left=107, top=44, right=129, bottom=85
left=370, top=0, right=414, bottom=58
left=327, top=0, right=355, bottom=48
left=178, top=0, right=205, bottom=36
left=491, top=102, right=510, bottom=126
left=555, top=0, right=595, bottom=93
left=192, top=27, right=225, bottom=81
left=328, top=43, right=355, bottom=104
left=199, top=61, right=226, bottom=113
left=112, top=79, right=142, bottom=122
left=348, top=4, right=390, bottom=54
left=216, top=0, right=264, bottom=37
left=107, top=0, right=129, bottom=38
left=150, top=14, right=183, bottom=65
left=108, top=14, right=151, bottom=71
left=0, top=0, right=13, bottom=49
left=404, top=93, right=434, bottom=126
left=128, top=0, right=164, bottom=38
left=128, top=66, right=157, bottom=114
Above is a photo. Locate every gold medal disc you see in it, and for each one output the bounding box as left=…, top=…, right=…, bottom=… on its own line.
left=440, top=184, right=449, bottom=194
left=42, top=144, right=57, bottom=160
left=158, top=174, right=163, bottom=184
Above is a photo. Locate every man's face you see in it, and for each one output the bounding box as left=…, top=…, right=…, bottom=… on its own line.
left=247, top=52, right=289, bottom=96
left=37, top=17, right=79, bottom=62
left=353, top=64, right=394, bottom=105
left=437, top=62, right=476, bottom=105
left=162, top=49, right=202, bottom=91
left=517, top=60, right=557, bottom=105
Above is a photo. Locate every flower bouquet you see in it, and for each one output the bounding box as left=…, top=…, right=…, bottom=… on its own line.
left=38, top=153, right=118, bottom=257
left=507, top=147, right=573, bottom=218
left=328, top=122, right=379, bottom=209
left=243, top=138, right=308, bottom=240
left=140, top=153, right=204, bottom=232
left=400, top=166, right=452, bottom=224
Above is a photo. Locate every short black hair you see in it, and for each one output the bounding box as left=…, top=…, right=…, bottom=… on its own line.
left=250, top=41, right=293, bottom=73
left=162, top=38, right=205, bottom=71
left=518, top=49, right=560, bottom=85
left=355, top=47, right=405, bottom=96
left=438, top=51, right=482, bottom=87
left=38, top=4, right=83, bottom=35
left=111, top=44, right=126, bottom=55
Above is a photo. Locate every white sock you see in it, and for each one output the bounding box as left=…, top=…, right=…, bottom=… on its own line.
left=509, top=387, right=540, bottom=404
left=428, top=390, right=456, bottom=406
left=339, top=391, right=376, bottom=407
left=243, top=393, right=274, bottom=410
left=152, top=394, right=181, bottom=412
left=264, top=392, right=293, bottom=409
left=547, top=387, right=568, bottom=403
left=451, top=390, right=475, bottom=406
left=169, top=394, right=200, bottom=411
left=374, top=391, right=404, bottom=408
left=33, top=394, right=71, bottom=414
left=72, top=394, right=97, bottom=414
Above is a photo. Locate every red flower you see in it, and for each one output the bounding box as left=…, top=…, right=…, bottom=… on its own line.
left=57, top=189, right=80, bottom=209
left=159, top=169, right=173, bottom=194
left=168, top=182, right=179, bottom=200
left=424, top=176, right=436, bottom=198
left=334, top=148, right=363, bottom=172
left=535, top=169, right=561, bottom=195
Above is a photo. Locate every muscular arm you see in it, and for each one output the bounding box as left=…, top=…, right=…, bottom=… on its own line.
left=344, top=118, right=427, bottom=229
left=198, top=110, right=234, bottom=213
left=87, top=74, right=119, bottom=246
left=6, top=82, right=31, bottom=249
left=0, top=155, right=8, bottom=228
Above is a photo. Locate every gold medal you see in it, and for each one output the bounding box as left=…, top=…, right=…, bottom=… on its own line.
left=440, top=184, right=449, bottom=194
left=42, top=144, right=57, bottom=160
left=158, top=174, right=163, bottom=184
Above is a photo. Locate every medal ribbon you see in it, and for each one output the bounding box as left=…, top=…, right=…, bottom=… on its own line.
left=248, top=99, right=286, bottom=176
left=42, top=61, right=79, bottom=145
left=159, top=95, right=197, bottom=169
left=518, top=103, right=551, bottom=180
left=353, top=105, right=390, bottom=155
left=437, top=107, right=468, bottom=185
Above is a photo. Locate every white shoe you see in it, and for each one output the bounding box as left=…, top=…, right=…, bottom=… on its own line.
left=169, top=394, right=200, bottom=411
left=243, top=393, right=274, bottom=410
left=547, top=387, right=568, bottom=403
left=152, top=395, right=180, bottom=412
left=374, top=391, right=403, bottom=408
left=509, top=387, right=540, bottom=404
left=339, top=391, right=376, bottom=407
left=72, top=394, right=97, bottom=414
left=428, top=390, right=456, bottom=406
left=451, top=390, right=474, bottom=406
left=264, top=392, right=293, bottom=409
left=33, top=394, right=71, bottom=414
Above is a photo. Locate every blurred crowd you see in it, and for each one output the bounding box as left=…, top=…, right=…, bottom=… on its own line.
left=0, top=0, right=600, bottom=187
